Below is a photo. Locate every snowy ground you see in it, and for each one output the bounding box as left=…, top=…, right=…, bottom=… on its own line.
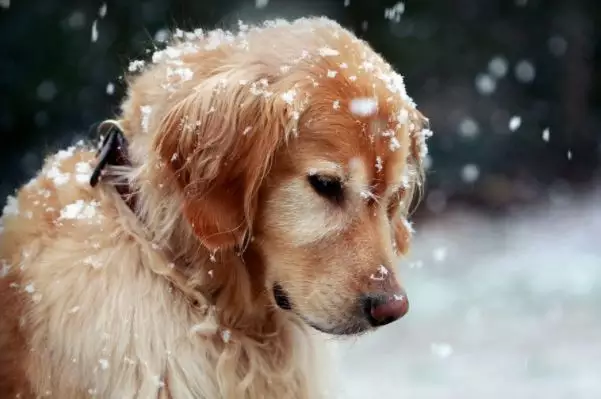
left=332, top=189, right=601, bottom=399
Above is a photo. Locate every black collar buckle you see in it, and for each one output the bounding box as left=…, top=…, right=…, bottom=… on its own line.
left=90, top=120, right=131, bottom=187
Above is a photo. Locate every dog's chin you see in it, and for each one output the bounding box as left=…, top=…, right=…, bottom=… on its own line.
left=272, top=283, right=370, bottom=336
left=301, top=317, right=371, bottom=336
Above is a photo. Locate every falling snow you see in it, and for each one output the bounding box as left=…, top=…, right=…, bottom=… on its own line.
left=475, top=73, right=496, bottom=95
left=515, top=60, right=536, bottom=83
left=509, top=116, right=522, bottom=131
left=98, top=3, right=107, bottom=18
left=431, top=342, right=454, bottom=358
left=542, top=128, right=550, bottom=142
left=458, top=117, right=479, bottom=138
left=384, top=2, right=405, bottom=23
left=106, top=82, right=114, bottom=95
left=488, top=56, right=508, bottom=78
left=433, top=247, right=448, bottom=262
left=255, top=0, right=269, bottom=8
left=91, top=20, right=98, bottom=42
left=461, top=164, right=480, bottom=183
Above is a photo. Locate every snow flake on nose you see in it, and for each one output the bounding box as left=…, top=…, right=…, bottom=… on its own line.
left=392, top=293, right=405, bottom=302
left=370, top=264, right=389, bottom=281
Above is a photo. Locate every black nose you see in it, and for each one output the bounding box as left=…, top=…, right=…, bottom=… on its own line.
left=361, top=292, right=409, bottom=327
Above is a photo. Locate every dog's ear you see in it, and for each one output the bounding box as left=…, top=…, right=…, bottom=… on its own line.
left=154, top=74, right=287, bottom=251
left=392, top=110, right=430, bottom=255
left=392, top=217, right=412, bottom=255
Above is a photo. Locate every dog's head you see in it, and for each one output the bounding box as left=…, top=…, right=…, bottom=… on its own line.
left=130, top=18, right=430, bottom=335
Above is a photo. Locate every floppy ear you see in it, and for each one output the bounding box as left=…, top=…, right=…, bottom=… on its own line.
left=392, top=217, right=412, bottom=255
left=392, top=111, right=430, bottom=255
left=154, top=73, right=286, bottom=251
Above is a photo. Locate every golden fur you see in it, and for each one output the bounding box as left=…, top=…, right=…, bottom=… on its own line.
left=0, top=17, right=430, bottom=398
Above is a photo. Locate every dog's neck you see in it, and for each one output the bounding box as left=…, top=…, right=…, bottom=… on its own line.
left=101, top=120, right=279, bottom=340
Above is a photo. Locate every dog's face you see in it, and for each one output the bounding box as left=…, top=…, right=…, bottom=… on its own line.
left=254, top=96, right=422, bottom=335
left=145, top=18, right=429, bottom=335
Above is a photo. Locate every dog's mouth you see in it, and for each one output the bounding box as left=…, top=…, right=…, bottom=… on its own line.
left=272, top=283, right=370, bottom=336
left=273, top=283, right=292, bottom=310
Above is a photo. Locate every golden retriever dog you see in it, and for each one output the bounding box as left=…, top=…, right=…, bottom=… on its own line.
left=0, top=17, right=431, bottom=398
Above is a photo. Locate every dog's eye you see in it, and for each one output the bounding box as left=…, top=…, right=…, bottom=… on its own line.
left=308, top=174, right=344, bottom=203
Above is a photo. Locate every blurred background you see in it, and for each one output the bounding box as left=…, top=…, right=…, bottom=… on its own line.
left=1, top=0, right=600, bottom=397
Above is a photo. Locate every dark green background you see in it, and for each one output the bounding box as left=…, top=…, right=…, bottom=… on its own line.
left=1, top=0, right=599, bottom=216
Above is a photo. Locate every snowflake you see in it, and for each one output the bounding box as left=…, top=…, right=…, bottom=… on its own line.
left=515, top=60, right=536, bottom=83
left=318, top=47, right=340, bottom=57
left=431, top=342, right=453, bottom=358
left=2, top=195, right=19, bottom=216
left=46, top=165, right=70, bottom=186
left=488, top=56, right=508, bottom=78
left=98, top=359, right=109, bottom=370
left=140, top=105, right=152, bottom=133
left=75, top=162, right=92, bottom=184
left=255, top=0, right=269, bottom=8
left=59, top=200, right=100, bottom=221
left=475, top=73, right=496, bottom=95
left=542, top=128, right=550, bottom=142
left=375, top=156, right=383, bottom=172
left=128, top=60, right=146, bottom=73
left=91, top=20, right=99, bottom=43
left=432, top=247, right=448, bottom=262
left=221, top=329, right=231, bottom=343
left=458, top=117, right=479, bottom=138
left=508, top=116, right=522, bottom=132
left=349, top=97, right=378, bottom=117
left=370, top=265, right=389, bottom=281
left=461, top=164, right=480, bottom=183
left=384, top=2, right=405, bottom=23
left=281, top=89, right=297, bottom=105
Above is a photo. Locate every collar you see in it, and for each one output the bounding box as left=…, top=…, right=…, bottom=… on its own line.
left=89, top=120, right=138, bottom=212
